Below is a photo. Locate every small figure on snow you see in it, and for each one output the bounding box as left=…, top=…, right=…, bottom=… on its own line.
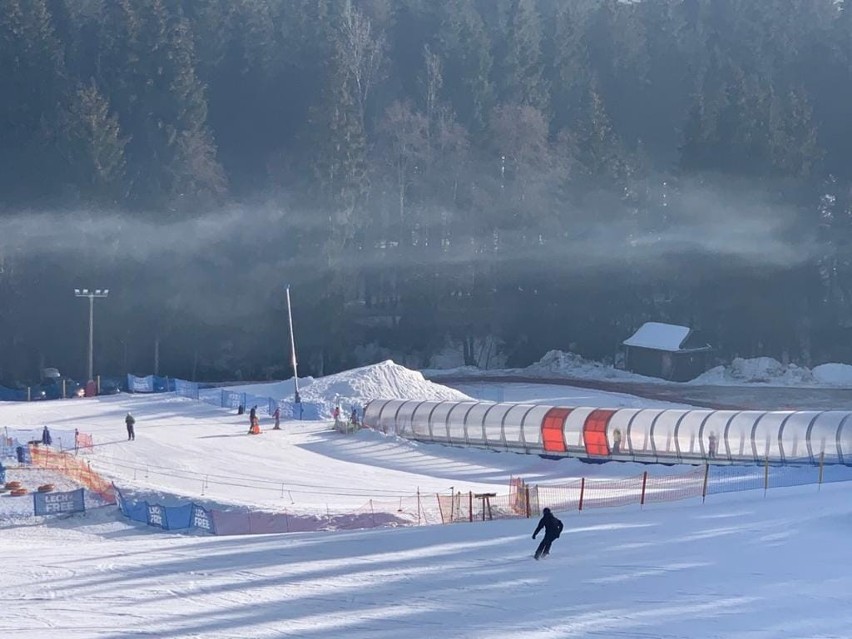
left=612, top=428, right=622, bottom=455
left=237, top=404, right=245, bottom=415
left=532, top=507, right=563, bottom=560
left=125, top=413, right=136, bottom=441
left=350, top=407, right=358, bottom=428
left=41, top=426, right=52, bottom=447
left=707, top=431, right=717, bottom=459
left=248, top=406, right=260, bottom=435
left=273, top=406, right=281, bottom=430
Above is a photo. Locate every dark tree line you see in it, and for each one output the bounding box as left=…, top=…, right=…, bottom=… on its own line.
left=2, top=0, right=852, bottom=382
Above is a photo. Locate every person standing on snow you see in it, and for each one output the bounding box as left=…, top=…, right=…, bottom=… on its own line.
left=273, top=406, right=281, bottom=430
left=532, top=507, right=563, bottom=560
left=125, top=413, right=136, bottom=441
left=41, top=426, right=52, bottom=447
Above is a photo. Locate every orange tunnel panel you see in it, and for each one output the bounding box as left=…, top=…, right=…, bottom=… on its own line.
left=542, top=408, right=572, bottom=453
left=584, top=409, right=616, bottom=457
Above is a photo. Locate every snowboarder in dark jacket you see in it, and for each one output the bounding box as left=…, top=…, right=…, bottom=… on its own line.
left=532, top=507, right=563, bottom=560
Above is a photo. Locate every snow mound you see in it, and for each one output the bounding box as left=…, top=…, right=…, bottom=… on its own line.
left=691, top=357, right=815, bottom=386
left=812, top=363, right=852, bottom=386
left=226, top=360, right=473, bottom=418
left=525, top=350, right=654, bottom=382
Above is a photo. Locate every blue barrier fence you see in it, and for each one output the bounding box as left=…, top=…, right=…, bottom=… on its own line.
left=115, top=485, right=215, bottom=533
left=124, top=374, right=326, bottom=421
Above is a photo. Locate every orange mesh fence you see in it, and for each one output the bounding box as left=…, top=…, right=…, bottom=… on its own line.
left=643, top=467, right=706, bottom=504
left=578, top=475, right=644, bottom=510
left=28, top=445, right=115, bottom=504
left=75, top=432, right=94, bottom=452
left=534, top=479, right=582, bottom=512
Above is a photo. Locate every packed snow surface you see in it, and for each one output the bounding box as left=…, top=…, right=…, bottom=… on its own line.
left=2, top=378, right=852, bottom=636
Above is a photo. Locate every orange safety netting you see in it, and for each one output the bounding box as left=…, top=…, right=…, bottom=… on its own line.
left=28, top=445, right=115, bottom=504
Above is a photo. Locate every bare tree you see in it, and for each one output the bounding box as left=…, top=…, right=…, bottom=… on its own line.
left=421, top=44, right=443, bottom=130
left=337, top=0, right=387, bottom=132
left=379, top=100, right=429, bottom=224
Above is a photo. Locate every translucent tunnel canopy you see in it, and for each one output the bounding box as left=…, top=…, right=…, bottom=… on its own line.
left=365, top=399, right=852, bottom=465
left=700, top=410, right=739, bottom=458
left=651, top=410, right=689, bottom=457
left=563, top=408, right=596, bottom=451
left=808, top=412, right=851, bottom=460
left=675, top=410, right=714, bottom=458
left=607, top=409, right=641, bottom=452
left=627, top=409, right=664, bottom=457
left=779, top=411, right=822, bottom=460
left=372, top=399, right=409, bottom=434
left=751, top=412, right=792, bottom=461
left=446, top=402, right=478, bottom=443
left=725, top=411, right=765, bottom=461
left=501, top=404, right=539, bottom=450
left=482, top=403, right=514, bottom=448
left=409, top=401, right=436, bottom=439
left=428, top=401, right=460, bottom=442
left=520, top=405, right=552, bottom=450
left=463, top=403, right=495, bottom=445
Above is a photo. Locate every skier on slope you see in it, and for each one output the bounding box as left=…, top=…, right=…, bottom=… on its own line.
left=532, top=507, right=563, bottom=560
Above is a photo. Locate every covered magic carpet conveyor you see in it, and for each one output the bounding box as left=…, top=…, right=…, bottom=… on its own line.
left=363, top=400, right=852, bottom=465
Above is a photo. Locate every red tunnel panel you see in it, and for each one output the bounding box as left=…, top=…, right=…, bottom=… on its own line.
left=584, top=409, right=615, bottom=457
left=542, top=408, right=572, bottom=453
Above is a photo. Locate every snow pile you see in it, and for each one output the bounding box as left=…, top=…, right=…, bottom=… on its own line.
left=525, top=350, right=651, bottom=381
left=692, top=357, right=816, bottom=386
left=811, top=363, right=852, bottom=386
left=227, top=360, right=473, bottom=418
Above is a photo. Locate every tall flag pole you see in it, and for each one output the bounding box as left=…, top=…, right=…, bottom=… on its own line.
left=286, top=285, right=300, bottom=403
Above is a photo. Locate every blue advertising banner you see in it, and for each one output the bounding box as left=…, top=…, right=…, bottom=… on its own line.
left=128, top=375, right=155, bottom=393
left=33, top=488, right=85, bottom=516
left=191, top=503, right=214, bottom=533
left=147, top=503, right=166, bottom=528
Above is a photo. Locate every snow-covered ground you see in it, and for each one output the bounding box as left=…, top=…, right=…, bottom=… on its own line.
left=2, top=364, right=851, bottom=637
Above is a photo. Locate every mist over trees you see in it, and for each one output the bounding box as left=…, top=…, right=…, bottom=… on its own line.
left=2, top=0, right=852, bottom=382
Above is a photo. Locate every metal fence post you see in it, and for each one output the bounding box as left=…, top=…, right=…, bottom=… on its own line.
left=764, top=455, right=770, bottom=496
left=640, top=471, right=648, bottom=507
left=702, top=463, right=710, bottom=503
left=818, top=451, right=825, bottom=491
left=578, top=477, right=585, bottom=511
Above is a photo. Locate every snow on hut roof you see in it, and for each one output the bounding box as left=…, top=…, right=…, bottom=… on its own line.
left=622, top=322, right=692, bottom=352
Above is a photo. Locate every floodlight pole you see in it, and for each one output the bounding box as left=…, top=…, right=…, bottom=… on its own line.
left=74, top=288, right=109, bottom=382
left=285, top=285, right=300, bottom=403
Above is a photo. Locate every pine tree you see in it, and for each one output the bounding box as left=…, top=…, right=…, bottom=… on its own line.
left=57, top=81, right=129, bottom=202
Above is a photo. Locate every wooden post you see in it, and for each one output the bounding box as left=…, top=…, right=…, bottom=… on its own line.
left=578, top=477, right=586, bottom=511
left=525, top=485, right=531, bottom=518
left=640, top=471, right=648, bottom=506
left=468, top=491, right=473, bottom=522
left=818, top=452, right=825, bottom=491
left=702, top=463, right=710, bottom=503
